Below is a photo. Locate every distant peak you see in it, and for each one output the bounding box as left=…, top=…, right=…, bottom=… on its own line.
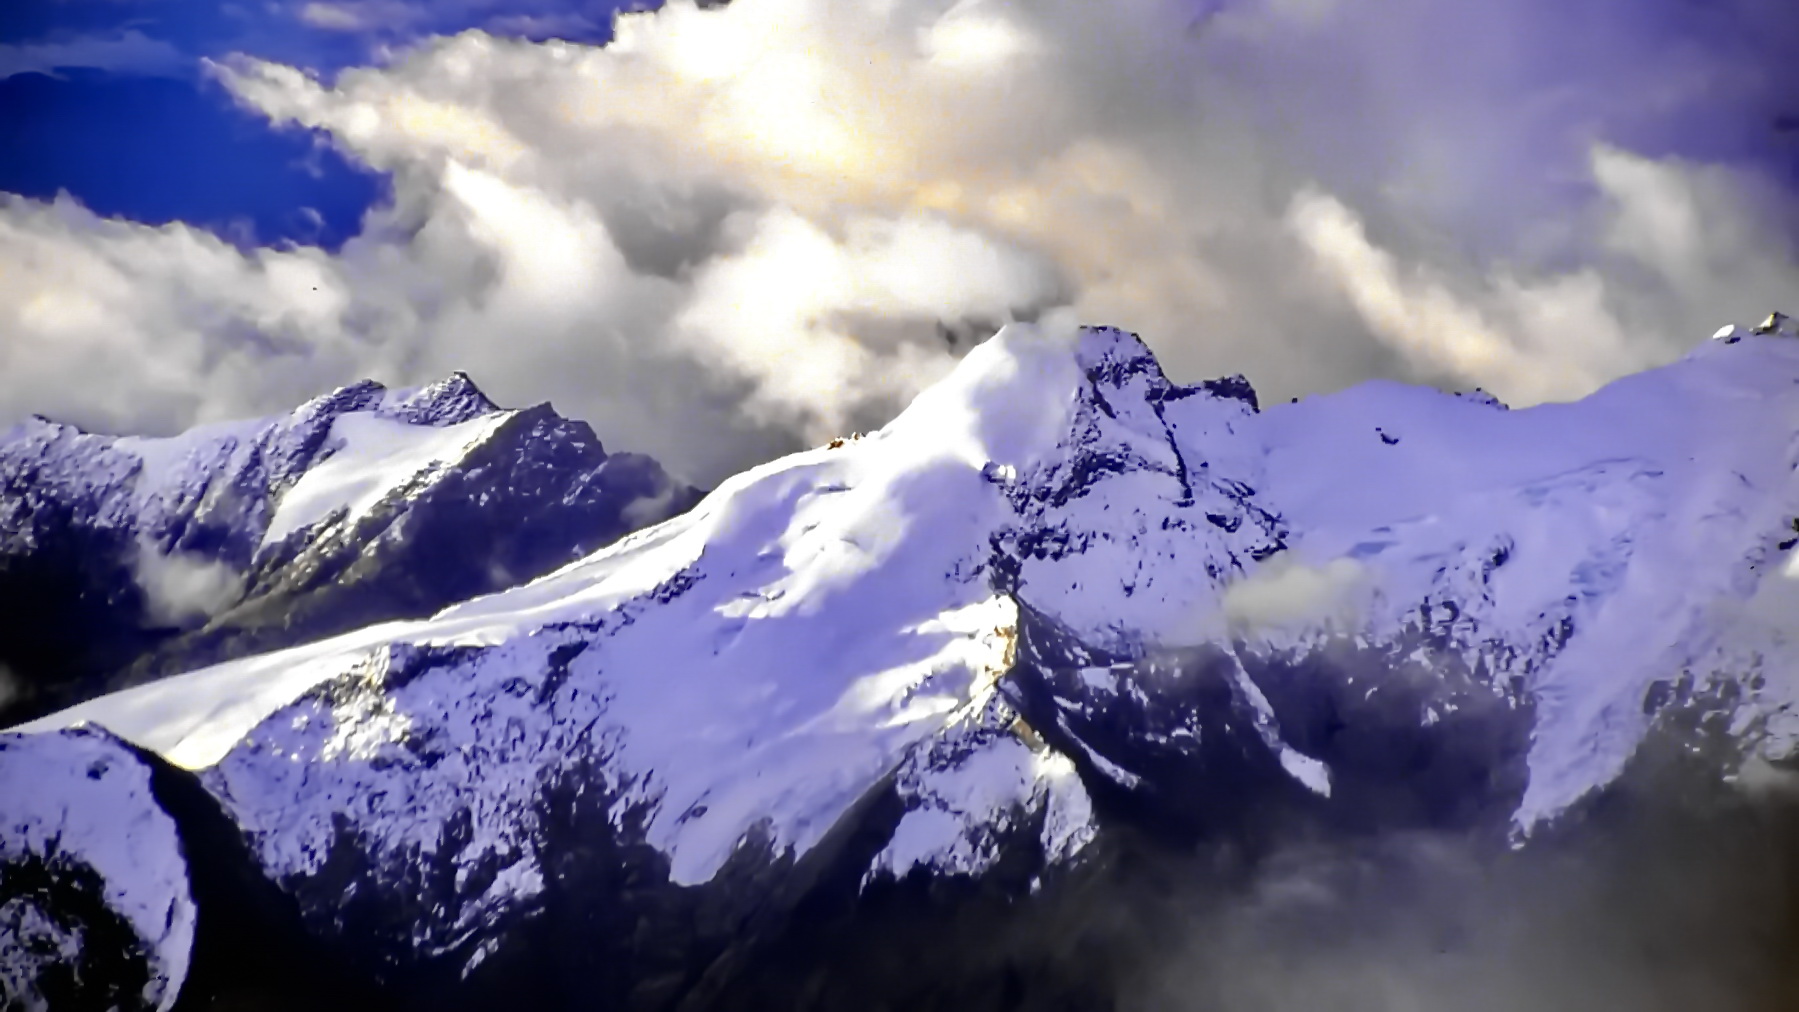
left=446, top=370, right=485, bottom=392
left=1074, top=326, right=1167, bottom=387
left=381, top=372, right=503, bottom=427
left=298, top=379, right=388, bottom=421
left=1074, top=326, right=1261, bottom=412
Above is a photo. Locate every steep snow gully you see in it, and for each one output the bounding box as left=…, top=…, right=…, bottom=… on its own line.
left=6, top=320, right=1799, bottom=1010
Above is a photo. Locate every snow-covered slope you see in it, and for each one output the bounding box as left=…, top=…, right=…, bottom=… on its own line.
left=11, top=319, right=1799, bottom=1002
left=0, top=373, right=698, bottom=725
left=0, top=727, right=194, bottom=1012
left=27, top=326, right=1119, bottom=919
left=1234, top=326, right=1799, bottom=829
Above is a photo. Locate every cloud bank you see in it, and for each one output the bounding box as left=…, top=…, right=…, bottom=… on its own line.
left=3, top=0, right=1798, bottom=482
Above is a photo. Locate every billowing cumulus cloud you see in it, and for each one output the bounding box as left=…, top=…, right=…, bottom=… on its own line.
left=3, top=0, right=1798, bottom=483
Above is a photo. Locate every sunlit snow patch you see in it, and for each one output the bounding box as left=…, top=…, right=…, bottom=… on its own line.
left=261, top=410, right=512, bottom=548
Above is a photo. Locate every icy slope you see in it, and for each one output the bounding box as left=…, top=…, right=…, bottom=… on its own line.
left=15, top=320, right=1799, bottom=985
left=0, top=373, right=697, bottom=723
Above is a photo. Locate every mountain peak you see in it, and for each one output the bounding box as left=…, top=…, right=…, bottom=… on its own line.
left=380, top=371, right=501, bottom=426
left=1074, top=324, right=1171, bottom=389
left=9, top=319, right=1799, bottom=1012
left=0, top=364, right=698, bottom=727
left=292, top=372, right=502, bottom=431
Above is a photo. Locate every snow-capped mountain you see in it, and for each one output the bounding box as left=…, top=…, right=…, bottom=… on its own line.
left=5, top=320, right=1799, bottom=1011
left=0, top=374, right=699, bottom=726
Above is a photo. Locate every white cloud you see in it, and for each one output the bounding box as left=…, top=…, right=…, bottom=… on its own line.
left=1221, top=555, right=1368, bottom=634
left=1289, top=145, right=1799, bottom=405
left=133, top=541, right=247, bottom=627
left=2, top=0, right=1797, bottom=483
left=300, top=3, right=372, bottom=32
left=0, top=29, right=186, bottom=79
left=0, top=193, right=366, bottom=436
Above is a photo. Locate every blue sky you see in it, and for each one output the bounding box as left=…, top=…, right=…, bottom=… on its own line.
left=4, top=0, right=1799, bottom=484
left=0, top=69, right=383, bottom=248
left=0, top=0, right=641, bottom=249
left=5, top=0, right=1793, bottom=254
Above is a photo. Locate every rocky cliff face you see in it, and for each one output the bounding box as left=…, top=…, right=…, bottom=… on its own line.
left=6, top=322, right=1799, bottom=1010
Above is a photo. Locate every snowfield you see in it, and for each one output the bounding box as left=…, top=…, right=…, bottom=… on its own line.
left=257, top=409, right=514, bottom=549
